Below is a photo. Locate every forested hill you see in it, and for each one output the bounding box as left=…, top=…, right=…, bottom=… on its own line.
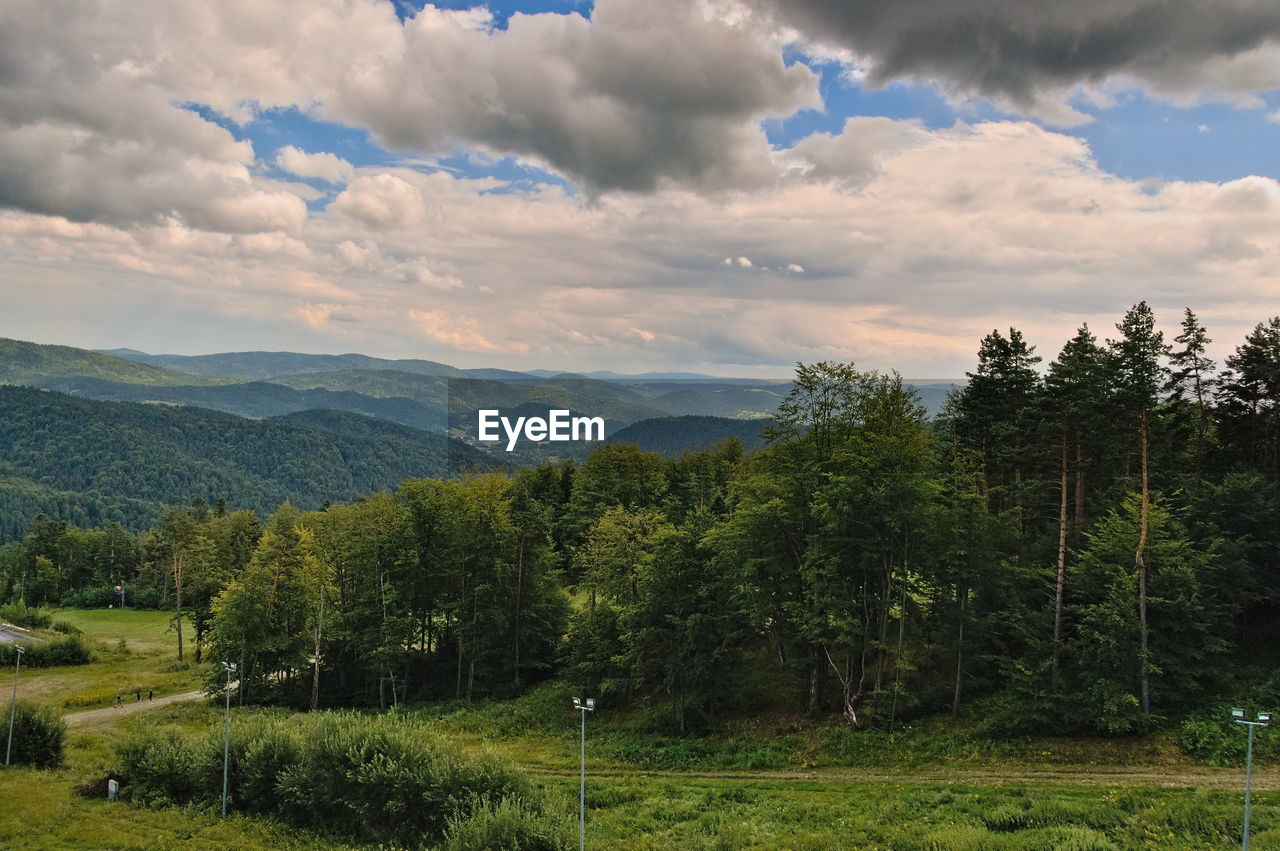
left=97, top=348, right=468, bottom=381
left=607, top=415, right=771, bottom=455
left=0, top=338, right=232, bottom=386
left=0, top=386, right=502, bottom=540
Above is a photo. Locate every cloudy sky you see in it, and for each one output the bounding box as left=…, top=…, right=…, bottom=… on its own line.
left=2, top=0, right=1280, bottom=376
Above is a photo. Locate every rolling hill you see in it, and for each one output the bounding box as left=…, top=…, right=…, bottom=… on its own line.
left=606, top=416, right=772, bottom=456
left=0, top=386, right=502, bottom=540
left=0, top=339, right=233, bottom=386
left=98, top=348, right=471, bottom=381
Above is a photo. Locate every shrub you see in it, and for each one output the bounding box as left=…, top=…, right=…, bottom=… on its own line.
left=0, top=635, right=93, bottom=668
left=2, top=700, right=66, bottom=768
left=441, top=796, right=573, bottom=850
left=114, top=711, right=563, bottom=848
left=0, top=602, right=52, bottom=629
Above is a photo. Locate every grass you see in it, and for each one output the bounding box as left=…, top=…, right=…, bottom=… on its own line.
left=5, top=613, right=1279, bottom=849
left=15, top=609, right=203, bottom=711
left=54, top=608, right=195, bottom=653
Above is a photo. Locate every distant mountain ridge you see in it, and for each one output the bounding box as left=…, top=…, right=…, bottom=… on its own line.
left=2, top=339, right=233, bottom=386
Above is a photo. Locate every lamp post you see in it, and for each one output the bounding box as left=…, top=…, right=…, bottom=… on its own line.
left=5, top=645, right=24, bottom=766
left=1232, top=707, right=1270, bottom=850
left=221, top=661, right=237, bottom=816
left=573, top=696, right=595, bottom=851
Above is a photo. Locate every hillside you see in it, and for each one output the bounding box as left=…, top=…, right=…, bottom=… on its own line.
left=99, top=348, right=469, bottom=381
left=0, top=338, right=232, bottom=386
left=607, top=415, right=771, bottom=455
left=0, top=386, right=503, bottom=540
left=30, top=377, right=448, bottom=432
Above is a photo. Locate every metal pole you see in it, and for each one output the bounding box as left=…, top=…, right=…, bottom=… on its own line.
left=1244, top=723, right=1255, bottom=850
left=221, top=665, right=232, bottom=816
left=5, top=648, right=22, bottom=766
left=579, top=707, right=586, bottom=851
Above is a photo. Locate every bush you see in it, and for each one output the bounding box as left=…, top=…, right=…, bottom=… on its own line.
left=1, top=700, right=66, bottom=768
left=0, top=602, right=52, bottom=629
left=115, top=711, right=565, bottom=848
left=0, top=635, right=93, bottom=668
left=442, top=796, right=573, bottom=850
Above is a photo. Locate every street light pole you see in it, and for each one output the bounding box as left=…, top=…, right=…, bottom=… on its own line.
left=5, top=646, right=24, bottom=767
left=573, top=697, right=595, bottom=851
left=221, top=661, right=237, bottom=816
left=1232, top=708, right=1270, bottom=850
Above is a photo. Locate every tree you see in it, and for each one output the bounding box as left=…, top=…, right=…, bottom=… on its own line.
left=1107, top=301, right=1170, bottom=716
left=1168, top=309, right=1217, bottom=492
left=1067, top=495, right=1227, bottom=732
left=1043, top=324, right=1110, bottom=682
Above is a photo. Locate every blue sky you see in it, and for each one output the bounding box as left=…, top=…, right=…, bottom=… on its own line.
left=223, top=2, right=1280, bottom=193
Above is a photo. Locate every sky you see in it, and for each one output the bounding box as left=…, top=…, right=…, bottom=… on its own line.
left=2, top=1, right=1280, bottom=377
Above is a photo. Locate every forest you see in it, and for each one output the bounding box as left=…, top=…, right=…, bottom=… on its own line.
left=2, top=302, right=1278, bottom=738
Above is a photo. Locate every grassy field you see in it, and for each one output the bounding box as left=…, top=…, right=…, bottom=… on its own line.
left=15, top=609, right=203, bottom=711
left=4, top=610, right=1280, bottom=848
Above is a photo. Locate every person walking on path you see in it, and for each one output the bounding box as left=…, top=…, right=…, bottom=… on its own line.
left=135, top=690, right=141, bottom=702
left=115, top=694, right=121, bottom=708
left=147, top=690, right=153, bottom=701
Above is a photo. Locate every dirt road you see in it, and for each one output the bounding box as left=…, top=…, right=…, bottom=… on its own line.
left=531, top=764, right=1280, bottom=791
left=65, top=690, right=208, bottom=727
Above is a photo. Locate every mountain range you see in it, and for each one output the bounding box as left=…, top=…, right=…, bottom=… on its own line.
left=0, top=337, right=962, bottom=538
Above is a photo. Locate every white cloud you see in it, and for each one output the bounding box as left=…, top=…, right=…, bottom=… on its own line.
left=275, top=146, right=355, bottom=184
left=6, top=119, right=1280, bottom=374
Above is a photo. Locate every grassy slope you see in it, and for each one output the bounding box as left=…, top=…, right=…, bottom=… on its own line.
left=17, top=609, right=202, bottom=711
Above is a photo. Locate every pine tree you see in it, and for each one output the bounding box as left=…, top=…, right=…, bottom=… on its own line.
left=1107, top=302, right=1170, bottom=716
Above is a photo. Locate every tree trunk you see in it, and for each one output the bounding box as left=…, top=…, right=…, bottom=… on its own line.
left=172, top=553, right=184, bottom=662
left=310, top=592, right=324, bottom=711
left=1073, top=444, right=1086, bottom=542
left=952, top=583, right=965, bottom=718
left=1136, top=409, right=1151, bottom=717
left=513, top=537, right=525, bottom=688
left=889, top=578, right=907, bottom=732
left=1052, top=434, right=1069, bottom=685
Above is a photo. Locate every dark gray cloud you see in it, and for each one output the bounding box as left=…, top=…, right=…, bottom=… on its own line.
left=748, top=0, right=1280, bottom=119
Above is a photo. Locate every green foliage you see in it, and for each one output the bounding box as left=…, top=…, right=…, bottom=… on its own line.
left=115, top=711, right=554, bottom=848
left=0, top=634, right=92, bottom=668
left=441, top=796, right=573, bottom=851
left=0, top=601, right=53, bottom=628
left=2, top=700, right=66, bottom=767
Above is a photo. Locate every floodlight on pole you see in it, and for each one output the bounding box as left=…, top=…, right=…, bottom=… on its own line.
left=221, top=661, right=237, bottom=817
left=5, top=645, right=24, bottom=767
left=573, top=696, right=595, bottom=851
left=1232, top=708, right=1270, bottom=850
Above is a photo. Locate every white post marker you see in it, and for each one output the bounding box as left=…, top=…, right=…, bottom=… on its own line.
left=1233, top=708, right=1270, bottom=850
left=573, top=696, right=595, bottom=851
left=107, top=779, right=118, bottom=801
left=5, top=645, right=24, bottom=766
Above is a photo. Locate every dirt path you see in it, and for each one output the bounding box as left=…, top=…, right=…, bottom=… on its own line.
left=65, top=690, right=208, bottom=727
left=530, top=764, right=1280, bottom=791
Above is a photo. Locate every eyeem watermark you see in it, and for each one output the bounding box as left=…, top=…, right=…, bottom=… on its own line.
left=477, top=409, right=605, bottom=451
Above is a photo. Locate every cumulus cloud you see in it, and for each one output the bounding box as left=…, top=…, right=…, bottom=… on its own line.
left=5, top=118, right=1280, bottom=373
left=743, top=0, right=1280, bottom=122
left=275, top=146, right=355, bottom=184
left=0, top=0, right=819, bottom=215
left=0, top=0, right=308, bottom=231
